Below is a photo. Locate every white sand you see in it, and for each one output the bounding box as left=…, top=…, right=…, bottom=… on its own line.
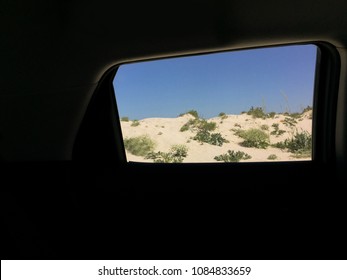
left=121, top=111, right=312, bottom=163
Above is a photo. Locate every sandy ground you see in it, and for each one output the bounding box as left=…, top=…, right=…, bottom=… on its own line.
left=121, top=111, right=312, bottom=163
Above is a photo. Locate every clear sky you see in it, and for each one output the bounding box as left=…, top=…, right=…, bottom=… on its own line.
left=113, top=44, right=317, bottom=120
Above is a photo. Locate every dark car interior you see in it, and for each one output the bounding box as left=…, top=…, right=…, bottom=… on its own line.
left=1, top=0, right=346, bottom=259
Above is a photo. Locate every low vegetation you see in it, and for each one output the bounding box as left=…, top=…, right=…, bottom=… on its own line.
left=131, top=120, right=140, bottom=127
left=179, top=109, right=228, bottom=146
left=214, top=150, right=251, bottom=162
left=302, top=105, right=312, bottom=113
left=122, top=105, right=313, bottom=162
left=193, top=130, right=228, bottom=146
left=179, top=110, right=199, bottom=119
left=244, top=105, right=312, bottom=122
left=123, top=135, right=156, bottom=156
left=273, top=130, right=311, bottom=157
left=219, top=112, right=228, bottom=119
left=145, top=144, right=188, bottom=163
left=267, top=154, right=278, bottom=160
left=246, top=106, right=267, bottom=119
left=180, top=118, right=217, bottom=132
left=236, top=128, right=270, bottom=149
left=282, top=117, right=297, bottom=127
left=270, top=123, right=286, bottom=136
left=260, top=124, right=269, bottom=131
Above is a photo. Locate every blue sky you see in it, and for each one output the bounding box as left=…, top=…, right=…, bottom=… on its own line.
left=113, top=44, right=317, bottom=120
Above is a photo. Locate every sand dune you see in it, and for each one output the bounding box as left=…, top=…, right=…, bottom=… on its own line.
left=121, top=111, right=312, bottom=163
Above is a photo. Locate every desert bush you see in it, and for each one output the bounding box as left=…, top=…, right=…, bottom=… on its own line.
left=124, top=135, right=155, bottom=156
left=179, top=114, right=227, bottom=146
left=267, top=154, right=277, bottom=160
left=272, top=131, right=311, bottom=157
left=270, top=123, right=286, bottom=136
left=180, top=123, right=190, bottom=132
left=170, top=144, right=188, bottom=159
left=268, top=112, right=276, bottom=118
left=288, top=112, right=302, bottom=119
left=219, top=112, right=228, bottom=119
left=302, top=105, right=312, bottom=113
left=285, top=131, right=312, bottom=154
left=145, top=144, right=188, bottom=163
left=209, top=133, right=229, bottom=146
left=247, top=106, right=267, bottom=119
left=193, top=130, right=228, bottom=146
left=193, top=130, right=210, bottom=143
left=179, top=119, right=198, bottom=132
left=179, top=110, right=199, bottom=119
left=233, top=128, right=244, bottom=137
left=283, top=117, right=297, bottom=127
left=121, top=116, right=129, bottom=122
left=180, top=118, right=216, bottom=132
left=272, top=141, right=287, bottom=149
left=131, top=120, right=140, bottom=127
left=197, top=120, right=216, bottom=131
left=180, top=119, right=199, bottom=132
left=261, top=124, right=269, bottom=131
left=214, top=150, right=251, bottom=162
left=301, top=105, right=313, bottom=119
left=238, top=128, right=270, bottom=149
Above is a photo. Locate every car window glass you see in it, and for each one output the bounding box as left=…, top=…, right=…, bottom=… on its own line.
left=114, top=45, right=317, bottom=163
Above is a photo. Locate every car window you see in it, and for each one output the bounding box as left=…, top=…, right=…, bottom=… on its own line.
left=113, top=45, right=317, bottom=163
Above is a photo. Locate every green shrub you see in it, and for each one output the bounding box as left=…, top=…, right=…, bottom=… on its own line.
left=272, top=131, right=311, bottom=157
left=180, top=118, right=216, bottom=132
left=123, top=135, right=156, bottom=156
left=121, top=116, right=129, bottom=122
left=214, top=150, right=251, bottom=162
left=193, top=129, right=210, bottom=143
left=193, top=130, right=228, bottom=146
left=283, top=117, right=297, bottom=127
left=131, top=120, right=140, bottom=127
left=219, top=112, right=228, bottom=119
left=179, top=110, right=199, bottom=119
left=288, top=112, right=302, bottom=119
left=170, top=144, right=188, bottom=159
left=210, top=133, right=229, bottom=146
left=261, top=124, right=269, bottom=131
left=145, top=144, right=188, bottom=163
left=272, top=141, right=287, bottom=149
left=267, top=154, right=277, bottom=160
left=233, top=128, right=244, bottom=137
left=238, top=128, right=270, bottom=149
left=302, top=105, right=312, bottom=114
left=179, top=114, right=227, bottom=146
left=268, top=112, right=276, bottom=118
left=180, top=119, right=197, bottom=132
left=180, top=123, right=190, bottom=132
left=270, top=123, right=286, bottom=136
left=285, top=131, right=312, bottom=154
left=247, top=106, right=267, bottom=119
left=197, top=120, right=216, bottom=131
